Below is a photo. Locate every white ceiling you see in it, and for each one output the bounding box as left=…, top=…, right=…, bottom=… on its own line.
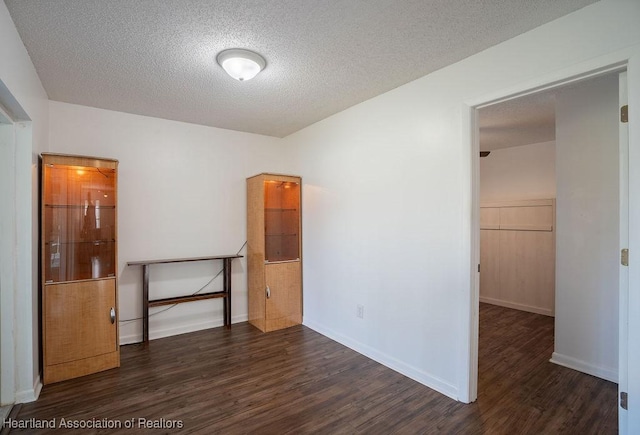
left=5, top=0, right=596, bottom=138
left=479, top=90, right=556, bottom=151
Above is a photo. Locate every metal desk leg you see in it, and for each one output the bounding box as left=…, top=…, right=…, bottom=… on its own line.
left=223, top=257, right=232, bottom=328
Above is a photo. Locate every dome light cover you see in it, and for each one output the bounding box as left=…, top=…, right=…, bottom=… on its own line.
left=217, top=49, right=266, bottom=81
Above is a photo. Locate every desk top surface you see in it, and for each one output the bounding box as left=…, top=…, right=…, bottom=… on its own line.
left=127, top=255, right=243, bottom=266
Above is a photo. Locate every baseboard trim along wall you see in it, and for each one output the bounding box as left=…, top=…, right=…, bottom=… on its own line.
left=550, top=352, right=618, bottom=383
left=119, top=314, right=459, bottom=400
left=303, top=319, right=458, bottom=401
left=479, top=296, right=554, bottom=317
left=119, top=314, right=249, bottom=345
left=15, top=376, right=42, bottom=403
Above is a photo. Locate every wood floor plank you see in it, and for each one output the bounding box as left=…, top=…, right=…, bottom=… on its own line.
left=9, top=304, right=617, bottom=434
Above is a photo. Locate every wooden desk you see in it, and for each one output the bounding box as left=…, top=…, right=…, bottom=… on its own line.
left=127, top=255, right=243, bottom=343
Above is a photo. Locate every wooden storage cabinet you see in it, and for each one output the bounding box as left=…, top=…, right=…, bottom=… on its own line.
left=480, top=199, right=555, bottom=316
left=41, top=153, right=120, bottom=384
left=247, top=174, right=302, bottom=332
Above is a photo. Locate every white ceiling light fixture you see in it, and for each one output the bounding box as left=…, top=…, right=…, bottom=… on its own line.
left=217, top=49, right=266, bottom=81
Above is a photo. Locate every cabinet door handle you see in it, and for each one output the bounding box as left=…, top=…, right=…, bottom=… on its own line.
left=110, top=307, right=116, bottom=324
left=266, top=286, right=271, bottom=299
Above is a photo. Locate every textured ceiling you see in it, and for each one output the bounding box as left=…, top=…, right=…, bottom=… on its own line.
left=479, top=90, right=556, bottom=151
left=5, top=0, right=597, bottom=137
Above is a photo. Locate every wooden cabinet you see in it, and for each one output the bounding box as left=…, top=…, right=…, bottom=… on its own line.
left=247, top=173, right=302, bottom=332
left=480, top=199, right=555, bottom=316
left=41, top=153, right=120, bottom=384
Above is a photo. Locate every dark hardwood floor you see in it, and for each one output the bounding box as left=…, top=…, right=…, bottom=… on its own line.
left=8, top=304, right=617, bottom=434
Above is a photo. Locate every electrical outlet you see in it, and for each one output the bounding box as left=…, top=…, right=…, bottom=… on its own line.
left=357, top=304, right=364, bottom=319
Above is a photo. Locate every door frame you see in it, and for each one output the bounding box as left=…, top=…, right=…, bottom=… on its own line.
left=0, top=81, right=38, bottom=405
left=0, top=106, right=16, bottom=406
left=618, top=70, right=630, bottom=433
left=460, top=49, right=640, bottom=433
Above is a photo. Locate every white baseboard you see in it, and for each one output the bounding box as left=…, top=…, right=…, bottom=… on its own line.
left=1, top=405, right=11, bottom=423
left=303, top=318, right=458, bottom=401
left=15, top=375, right=41, bottom=403
left=119, top=314, right=249, bottom=345
left=550, top=352, right=618, bottom=383
left=480, top=296, right=554, bottom=317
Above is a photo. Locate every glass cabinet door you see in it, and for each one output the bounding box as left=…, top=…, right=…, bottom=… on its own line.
left=43, top=163, right=117, bottom=282
left=264, top=180, right=300, bottom=262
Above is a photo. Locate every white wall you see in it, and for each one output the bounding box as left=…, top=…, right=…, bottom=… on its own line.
left=282, top=0, right=640, bottom=403
left=480, top=141, right=556, bottom=202
left=552, top=74, right=620, bottom=382
left=48, top=101, right=285, bottom=343
left=0, top=1, right=49, bottom=403
left=4, top=0, right=640, bottom=426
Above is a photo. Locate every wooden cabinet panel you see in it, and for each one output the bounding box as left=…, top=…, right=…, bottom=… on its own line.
left=499, top=205, right=553, bottom=231
left=498, top=231, right=555, bottom=315
left=45, top=279, right=117, bottom=365
left=479, top=199, right=555, bottom=316
left=480, top=208, right=500, bottom=229
left=480, top=230, right=500, bottom=301
left=265, top=262, right=302, bottom=331
left=247, top=176, right=266, bottom=332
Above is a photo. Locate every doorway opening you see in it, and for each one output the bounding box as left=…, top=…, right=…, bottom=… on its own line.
left=470, top=68, right=628, bottom=432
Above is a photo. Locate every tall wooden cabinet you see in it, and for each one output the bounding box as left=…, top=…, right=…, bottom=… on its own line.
left=480, top=199, right=555, bottom=316
left=247, top=174, right=302, bottom=332
left=41, top=153, right=120, bottom=384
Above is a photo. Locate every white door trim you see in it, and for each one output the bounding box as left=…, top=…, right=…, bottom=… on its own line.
left=0, top=89, right=39, bottom=405
left=460, top=47, right=639, bottom=435
left=625, top=53, right=640, bottom=433
left=0, top=115, right=16, bottom=406
left=618, top=70, right=630, bottom=435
